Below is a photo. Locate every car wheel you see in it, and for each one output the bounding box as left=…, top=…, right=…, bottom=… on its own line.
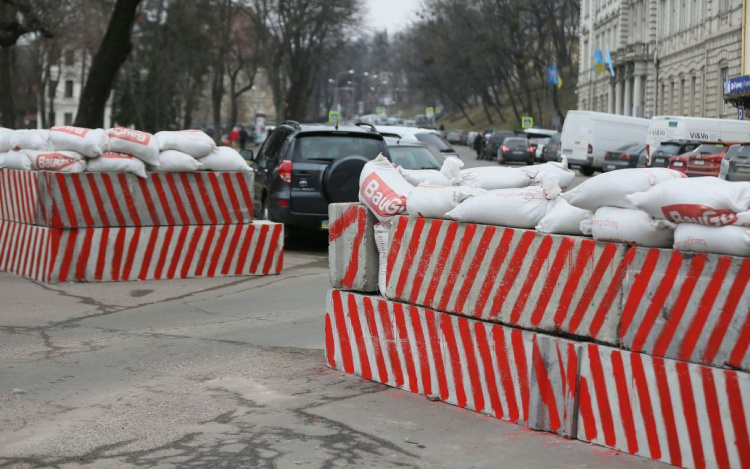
left=497, top=154, right=504, bottom=165
left=579, top=165, right=595, bottom=176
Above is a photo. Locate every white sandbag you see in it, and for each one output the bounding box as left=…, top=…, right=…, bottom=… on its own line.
left=445, top=184, right=558, bottom=228
left=155, top=130, right=215, bottom=158
left=4, top=151, right=30, bottom=170
left=10, top=129, right=51, bottom=151
left=536, top=197, right=592, bottom=235
left=106, top=127, right=160, bottom=165
left=562, top=168, right=686, bottom=211
left=86, top=152, right=147, bottom=178
left=0, top=127, right=12, bottom=152
left=374, top=222, right=390, bottom=296
left=397, top=167, right=451, bottom=186
left=406, top=185, right=485, bottom=219
left=459, top=166, right=531, bottom=190
left=582, top=206, right=674, bottom=247
left=359, top=154, right=414, bottom=223
left=627, top=177, right=750, bottom=227
left=673, top=223, right=750, bottom=257
left=521, top=156, right=576, bottom=190
left=440, top=156, right=464, bottom=184
left=49, top=126, right=107, bottom=157
left=152, top=150, right=202, bottom=172
left=198, top=146, right=252, bottom=172
left=24, top=150, right=86, bottom=172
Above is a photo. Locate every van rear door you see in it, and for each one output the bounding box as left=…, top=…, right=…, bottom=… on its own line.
left=561, top=111, right=590, bottom=165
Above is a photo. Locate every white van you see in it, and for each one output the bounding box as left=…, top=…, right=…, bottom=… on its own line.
left=646, top=116, right=750, bottom=158
left=561, top=111, right=650, bottom=175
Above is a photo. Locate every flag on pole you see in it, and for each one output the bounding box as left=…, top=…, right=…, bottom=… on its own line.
left=593, top=49, right=605, bottom=74
left=605, top=45, right=615, bottom=78
left=546, top=64, right=559, bottom=86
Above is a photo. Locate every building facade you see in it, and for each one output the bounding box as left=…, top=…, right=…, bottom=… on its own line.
left=578, top=0, right=744, bottom=119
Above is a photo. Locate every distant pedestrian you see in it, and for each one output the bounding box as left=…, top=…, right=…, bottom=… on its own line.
left=229, top=125, right=240, bottom=149
left=239, top=125, right=247, bottom=149
left=439, top=123, right=445, bottom=131
left=473, top=133, right=483, bottom=158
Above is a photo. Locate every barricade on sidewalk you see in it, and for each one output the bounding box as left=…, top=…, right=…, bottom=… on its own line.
left=620, top=247, right=750, bottom=373
left=384, top=216, right=630, bottom=345
left=0, top=219, right=283, bottom=283
left=325, top=289, right=581, bottom=437
left=577, top=343, right=750, bottom=469
left=328, top=203, right=379, bottom=292
left=0, top=169, right=254, bottom=228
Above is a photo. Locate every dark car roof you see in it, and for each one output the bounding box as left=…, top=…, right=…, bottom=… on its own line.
left=278, top=122, right=383, bottom=137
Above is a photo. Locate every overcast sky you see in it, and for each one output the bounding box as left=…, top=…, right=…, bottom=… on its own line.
left=364, top=0, right=420, bottom=34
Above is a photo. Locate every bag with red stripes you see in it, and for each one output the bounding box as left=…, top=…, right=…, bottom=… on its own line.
left=25, top=150, right=86, bottom=173
left=359, top=154, right=414, bottom=224
left=106, top=127, right=160, bottom=165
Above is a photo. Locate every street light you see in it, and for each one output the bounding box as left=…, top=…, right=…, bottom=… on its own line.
left=331, top=70, right=355, bottom=116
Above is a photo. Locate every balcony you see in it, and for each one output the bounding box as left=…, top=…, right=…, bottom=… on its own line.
left=612, top=42, right=650, bottom=65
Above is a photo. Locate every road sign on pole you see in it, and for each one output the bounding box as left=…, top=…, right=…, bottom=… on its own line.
left=329, top=110, right=340, bottom=124
left=739, top=105, right=745, bottom=120
left=522, top=116, right=534, bottom=129
left=425, top=107, right=435, bottom=118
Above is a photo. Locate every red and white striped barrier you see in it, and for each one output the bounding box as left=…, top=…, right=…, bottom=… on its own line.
left=384, top=216, right=630, bottom=345
left=325, top=289, right=581, bottom=437
left=0, top=169, right=254, bottom=228
left=0, top=219, right=283, bottom=283
left=328, top=203, right=379, bottom=292
left=620, top=248, right=750, bottom=373
left=577, top=343, right=750, bottom=469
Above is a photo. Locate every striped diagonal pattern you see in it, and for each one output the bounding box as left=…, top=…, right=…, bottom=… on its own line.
left=578, top=343, right=750, bottom=469
left=0, top=169, right=254, bottom=228
left=620, top=248, right=750, bottom=373
left=328, top=203, right=378, bottom=292
left=325, top=289, right=580, bottom=437
left=0, top=220, right=283, bottom=283
left=384, top=216, right=630, bottom=345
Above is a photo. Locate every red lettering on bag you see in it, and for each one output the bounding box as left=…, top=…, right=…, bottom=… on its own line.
left=51, top=126, right=89, bottom=138
left=108, top=127, right=151, bottom=146
left=35, top=153, right=77, bottom=170
left=361, top=172, right=407, bottom=217
left=662, top=204, right=738, bottom=227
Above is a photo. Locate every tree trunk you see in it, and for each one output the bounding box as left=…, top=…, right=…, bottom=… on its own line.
left=74, top=0, right=141, bottom=128
left=0, top=46, right=16, bottom=127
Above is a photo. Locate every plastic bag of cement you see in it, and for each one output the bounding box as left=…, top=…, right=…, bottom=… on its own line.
left=407, top=184, right=485, bottom=219
left=536, top=197, right=592, bottom=235
left=106, top=127, right=160, bottom=166
left=24, top=150, right=86, bottom=172
left=397, top=167, right=451, bottom=186
left=198, top=146, right=252, bottom=172
left=459, top=166, right=531, bottom=190
left=440, top=156, right=464, bottom=185
left=673, top=223, right=750, bottom=257
left=359, top=154, right=414, bottom=224
left=87, top=152, right=146, bottom=178
left=9, top=129, right=51, bottom=151
left=521, top=156, right=576, bottom=190
left=49, top=126, right=108, bottom=158
left=4, top=151, right=31, bottom=170
left=0, top=127, right=12, bottom=152
left=628, top=177, right=750, bottom=227
left=374, top=222, right=390, bottom=296
left=155, top=130, right=216, bottom=158
left=152, top=150, right=202, bottom=172
left=562, top=168, right=685, bottom=211
left=581, top=206, right=674, bottom=247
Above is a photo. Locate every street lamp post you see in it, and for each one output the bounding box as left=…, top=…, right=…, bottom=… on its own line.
left=331, top=69, right=355, bottom=116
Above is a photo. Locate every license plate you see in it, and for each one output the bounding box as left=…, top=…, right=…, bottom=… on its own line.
left=513, top=151, right=523, bottom=155
left=693, top=159, right=705, bottom=165
left=737, top=165, right=750, bottom=174
left=563, top=149, right=572, bottom=154
left=655, top=158, right=665, bottom=164
left=321, top=220, right=329, bottom=230
left=605, top=165, right=615, bottom=170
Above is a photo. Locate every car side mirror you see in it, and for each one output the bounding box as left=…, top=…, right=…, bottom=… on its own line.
left=241, top=149, right=255, bottom=161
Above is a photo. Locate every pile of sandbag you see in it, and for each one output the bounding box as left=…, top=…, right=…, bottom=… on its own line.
left=563, top=168, right=686, bottom=248
left=628, top=177, right=750, bottom=256
left=0, top=126, right=252, bottom=177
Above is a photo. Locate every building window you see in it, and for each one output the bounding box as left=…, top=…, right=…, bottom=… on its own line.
left=64, top=113, right=73, bottom=125
left=670, top=81, right=676, bottom=114
left=720, top=66, right=729, bottom=115
left=64, top=80, right=74, bottom=98
left=64, top=50, right=75, bottom=66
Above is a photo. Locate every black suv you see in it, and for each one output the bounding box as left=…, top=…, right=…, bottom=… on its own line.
left=244, top=121, right=389, bottom=231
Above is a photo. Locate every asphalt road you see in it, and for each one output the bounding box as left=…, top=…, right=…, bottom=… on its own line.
left=0, top=150, right=662, bottom=468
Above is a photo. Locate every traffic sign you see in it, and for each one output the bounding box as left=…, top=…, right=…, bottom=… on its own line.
left=375, top=106, right=383, bottom=114
left=739, top=105, right=745, bottom=120
left=521, top=116, right=534, bottom=129
left=425, top=107, right=435, bottom=118
left=328, top=110, right=340, bottom=124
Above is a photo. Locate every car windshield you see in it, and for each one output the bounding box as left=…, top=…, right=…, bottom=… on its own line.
left=293, top=135, right=386, bottom=161
left=504, top=138, right=528, bottom=149
left=414, top=132, right=453, bottom=152
left=615, top=143, right=636, bottom=152
left=693, top=144, right=727, bottom=154
left=734, top=145, right=750, bottom=158
left=389, top=145, right=445, bottom=169
left=654, top=143, right=681, bottom=156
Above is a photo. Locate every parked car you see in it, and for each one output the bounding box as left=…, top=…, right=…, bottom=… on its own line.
left=445, top=130, right=462, bottom=144
left=484, top=130, right=515, bottom=160
left=459, top=130, right=470, bottom=145
left=498, top=137, right=534, bottom=165
left=375, top=125, right=459, bottom=158
left=530, top=137, right=550, bottom=162
left=386, top=138, right=445, bottom=169
left=719, top=144, right=742, bottom=179
left=541, top=132, right=562, bottom=162
left=649, top=140, right=701, bottom=167
left=245, top=121, right=388, bottom=231
left=602, top=143, right=644, bottom=172
left=669, top=142, right=736, bottom=177
left=725, top=143, right=750, bottom=181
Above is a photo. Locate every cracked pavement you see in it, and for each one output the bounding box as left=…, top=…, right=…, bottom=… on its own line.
left=0, top=232, right=667, bottom=468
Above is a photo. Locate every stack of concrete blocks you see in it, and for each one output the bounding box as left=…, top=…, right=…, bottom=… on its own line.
left=0, top=169, right=284, bottom=283
left=326, top=203, right=750, bottom=468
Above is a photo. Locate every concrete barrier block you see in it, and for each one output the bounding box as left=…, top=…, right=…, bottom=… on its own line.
left=384, top=216, right=630, bottom=345
left=325, top=290, right=581, bottom=437
left=0, top=168, right=254, bottom=227
left=328, top=203, right=379, bottom=292
left=0, top=219, right=283, bottom=283
left=620, top=247, right=750, bottom=372
left=577, top=343, right=750, bottom=469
